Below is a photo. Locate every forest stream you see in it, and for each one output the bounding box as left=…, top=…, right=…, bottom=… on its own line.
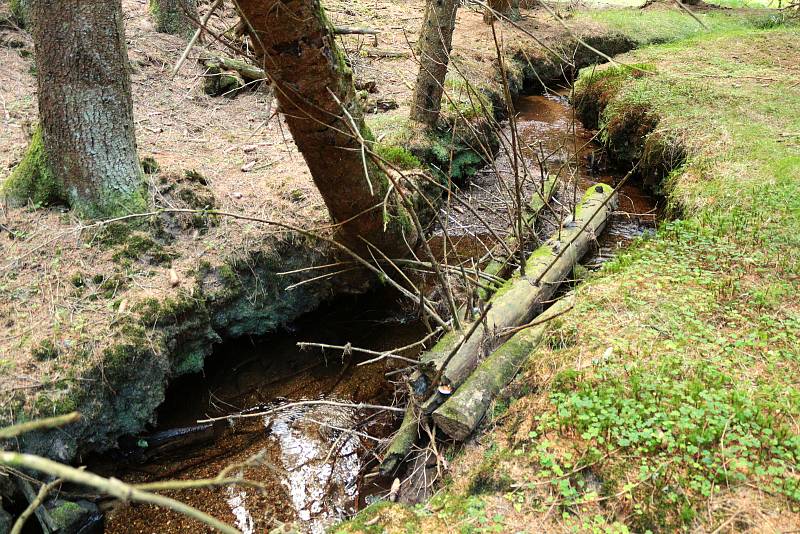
left=88, top=92, right=659, bottom=534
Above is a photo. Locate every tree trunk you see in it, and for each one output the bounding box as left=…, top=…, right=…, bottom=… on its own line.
left=4, top=0, right=146, bottom=217
left=484, top=0, right=521, bottom=24
left=410, top=0, right=459, bottom=126
left=235, top=0, right=417, bottom=254
left=149, top=0, right=198, bottom=37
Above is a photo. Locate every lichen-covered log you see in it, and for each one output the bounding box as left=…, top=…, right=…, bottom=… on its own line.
left=3, top=0, right=147, bottom=218
left=419, top=184, right=617, bottom=414
left=433, top=296, right=574, bottom=440
left=380, top=405, right=422, bottom=476
left=149, top=0, right=198, bottom=37
left=235, top=0, right=417, bottom=254
left=477, top=174, right=557, bottom=301
left=200, top=54, right=265, bottom=82
left=410, top=0, right=459, bottom=126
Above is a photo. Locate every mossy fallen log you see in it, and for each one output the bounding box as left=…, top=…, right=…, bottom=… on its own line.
left=380, top=183, right=616, bottom=473
left=432, top=296, right=574, bottom=440
left=418, top=183, right=617, bottom=415
left=380, top=404, right=422, bottom=476
left=477, top=174, right=558, bottom=301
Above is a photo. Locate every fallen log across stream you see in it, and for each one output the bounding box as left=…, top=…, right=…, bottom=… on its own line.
left=433, top=296, right=574, bottom=440
left=380, top=183, right=617, bottom=474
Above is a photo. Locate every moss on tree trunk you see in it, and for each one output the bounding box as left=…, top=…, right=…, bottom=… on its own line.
left=149, top=0, right=198, bottom=38
left=410, top=0, right=459, bottom=126
left=5, top=0, right=147, bottom=218
left=236, top=0, right=417, bottom=254
left=2, top=126, right=64, bottom=207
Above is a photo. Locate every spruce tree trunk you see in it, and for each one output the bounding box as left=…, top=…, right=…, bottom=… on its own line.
left=410, top=0, right=459, bottom=126
left=149, top=0, right=198, bottom=37
left=235, top=0, right=417, bottom=254
left=7, top=0, right=146, bottom=217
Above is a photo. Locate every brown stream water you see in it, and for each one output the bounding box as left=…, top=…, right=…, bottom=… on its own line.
left=92, top=93, right=658, bottom=534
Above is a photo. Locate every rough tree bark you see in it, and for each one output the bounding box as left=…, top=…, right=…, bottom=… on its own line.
left=235, top=0, right=416, bottom=254
left=410, top=0, right=459, bottom=126
left=149, top=0, right=198, bottom=37
left=484, top=0, right=521, bottom=24
left=3, top=0, right=147, bottom=217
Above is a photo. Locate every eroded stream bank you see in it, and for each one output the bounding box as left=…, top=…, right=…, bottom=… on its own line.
left=85, top=90, right=659, bottom=533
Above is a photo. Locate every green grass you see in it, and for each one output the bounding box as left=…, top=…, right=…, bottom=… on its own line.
left=526, top=24, right=800, bottom=529
left=580, top=7, right=785, bottom=44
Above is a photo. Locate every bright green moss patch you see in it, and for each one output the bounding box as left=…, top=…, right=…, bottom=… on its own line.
left=2, top=127, right=65, bottom=208
left=374, top=144, right=421, bottom=169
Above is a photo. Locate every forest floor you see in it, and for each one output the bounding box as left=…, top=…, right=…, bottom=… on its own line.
left=1, top=0, right=797, bottom=531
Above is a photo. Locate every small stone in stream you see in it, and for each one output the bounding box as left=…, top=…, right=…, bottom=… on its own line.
left=241, top=161, right=256, bottom=172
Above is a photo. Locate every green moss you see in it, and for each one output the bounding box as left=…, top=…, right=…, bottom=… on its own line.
left=111, top=233, right=174, bottom=265
left=48, top=501, right=86, bottom=530
left=374, top=144, right=421, bottom=169
left=2, top=127, right=65, bottom=208
left=141, top=156, right=160, bottom=175
left=149, top=0, right=195, bottom=37
left=31, top=339, right=59, bottom=361
left=96, top=222, right=134, bottom=247
left=9, top=0, right=28, bottom=27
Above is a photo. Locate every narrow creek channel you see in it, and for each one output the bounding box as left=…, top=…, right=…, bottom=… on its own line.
left=90, top=91, right=659, bottom=533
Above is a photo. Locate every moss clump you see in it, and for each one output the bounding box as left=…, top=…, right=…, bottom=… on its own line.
left=48, top=501, right=87, bottom=531
left=183, top=169, right=209, bottom=185
left=149, top=0, right=196, bottom=37
left=31, top=339, right=59, bottom=361
left=2, top=127, right=65, bottom=208
left=9, top=0, right=29, bottom=27
left=141, top=156, right=160, bottom=175
left=111, top=233, right=174, bottom=265
left=96, top=222, right=134, bottom=247
left=374, top=144, right=421, bottom=170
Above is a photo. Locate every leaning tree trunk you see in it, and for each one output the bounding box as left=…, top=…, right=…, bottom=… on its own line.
left=484, top=0, right=521, bottom=24
left=4, top=0, right=146, bottom=217
left=236, top=0, right=416, bottom=254
left=149, top=0, right=198, bottom=37
left=409, top=0, right=459, bottom=126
